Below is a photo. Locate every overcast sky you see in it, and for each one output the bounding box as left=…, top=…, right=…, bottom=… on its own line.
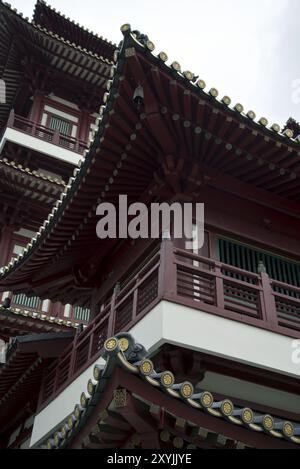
left=11, top=0, right=300, bottom=126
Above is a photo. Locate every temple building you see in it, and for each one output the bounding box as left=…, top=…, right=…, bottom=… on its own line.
left=0, top=0, right=300, bottom=450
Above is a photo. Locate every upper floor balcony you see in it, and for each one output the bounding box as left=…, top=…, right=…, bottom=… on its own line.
left=0, top=110, right=88, bottom=166
left=38, top=239, right=300, bottom=410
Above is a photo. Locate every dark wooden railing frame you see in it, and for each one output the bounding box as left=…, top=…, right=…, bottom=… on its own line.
left=169, top=246, right=300, bottom=334
left=37, top=239, right=300, bottom=411
left=6, top=110, right=88, bottom=155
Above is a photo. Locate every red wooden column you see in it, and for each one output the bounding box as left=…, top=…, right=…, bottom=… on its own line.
left=29, top=91, right=44, bottom=124
left=0, top=226, right=14, bottom=268
left=79, top=111, right=90, bottom=142
left=49, top=302, right=66, bottom=319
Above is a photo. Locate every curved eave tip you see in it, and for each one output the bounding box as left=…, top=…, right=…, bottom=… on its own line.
left=120, top=23, right=131, bottom=34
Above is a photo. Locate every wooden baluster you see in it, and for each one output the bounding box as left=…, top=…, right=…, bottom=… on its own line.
left=107, top=283, right=120, bottom=337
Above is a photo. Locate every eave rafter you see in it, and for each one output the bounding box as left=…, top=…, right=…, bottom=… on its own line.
left=125, top=52, right=176, bottom=155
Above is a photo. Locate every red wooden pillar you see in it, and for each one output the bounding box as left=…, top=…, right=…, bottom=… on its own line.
left=79, top=111, right=90, bottom=142
left=29, top=91, right=44, bottom=124
left=49, top=302, right=65, bottom=318
left=0, top=226, right=14, bottom=268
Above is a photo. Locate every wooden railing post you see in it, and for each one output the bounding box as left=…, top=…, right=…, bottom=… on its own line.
left=107, top=283, right=120, bottom=337
left=32, top=120, right=37, bottom=137
left=214, top=262, right=225, bottom=310
left=158, top=234, right=176, bottom=300
left=52, top=129, right=60, bottom=146
left=132, top=275, right=139, bottom=322
left=7, top=109, right=15, bottom=128
left=259, top=268, right=278, bottom=328
left=88, top=321, right=96, bottom=360
left=68, top=331, right=80, bottom=378
left=53, top=361, right=61, bottom=393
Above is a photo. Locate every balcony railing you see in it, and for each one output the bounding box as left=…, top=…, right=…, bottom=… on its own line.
left=38, top=240, right=300, bottom=410
left=6, top=110, right=88, bottom=155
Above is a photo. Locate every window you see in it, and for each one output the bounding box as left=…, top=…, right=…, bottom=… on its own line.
left=218, top=237, right=300, bottom=287
left=73, top=306, right=91, bottom=322
left=12, top=293, right=40, bottom=310
left=49, top=115, right=71, bottom=136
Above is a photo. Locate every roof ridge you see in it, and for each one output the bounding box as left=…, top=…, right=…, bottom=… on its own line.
left=33, top=0, right=116, bottom=49
left=31, top=22, right=114, bottom=65
left=0, top=1, right=114, bottom=65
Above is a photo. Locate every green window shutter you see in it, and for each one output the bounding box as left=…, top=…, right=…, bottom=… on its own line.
left=217, top=237, right=300, bottom=293
left=73, top=306, right=91, bottom=322
left=12, top=294, right=40, bottom=309
left=49, top=116, right=71, bottom=136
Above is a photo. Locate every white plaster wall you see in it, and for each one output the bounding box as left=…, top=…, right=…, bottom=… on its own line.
left=14, top=229, right=36, bottom=239
left=160, top=302, right=300, bottom=378
left=41, top=300, right=50, bottom=313
left=30, top=359, right=105, bottom=447
left=49, top=95, right=80, bottom=111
